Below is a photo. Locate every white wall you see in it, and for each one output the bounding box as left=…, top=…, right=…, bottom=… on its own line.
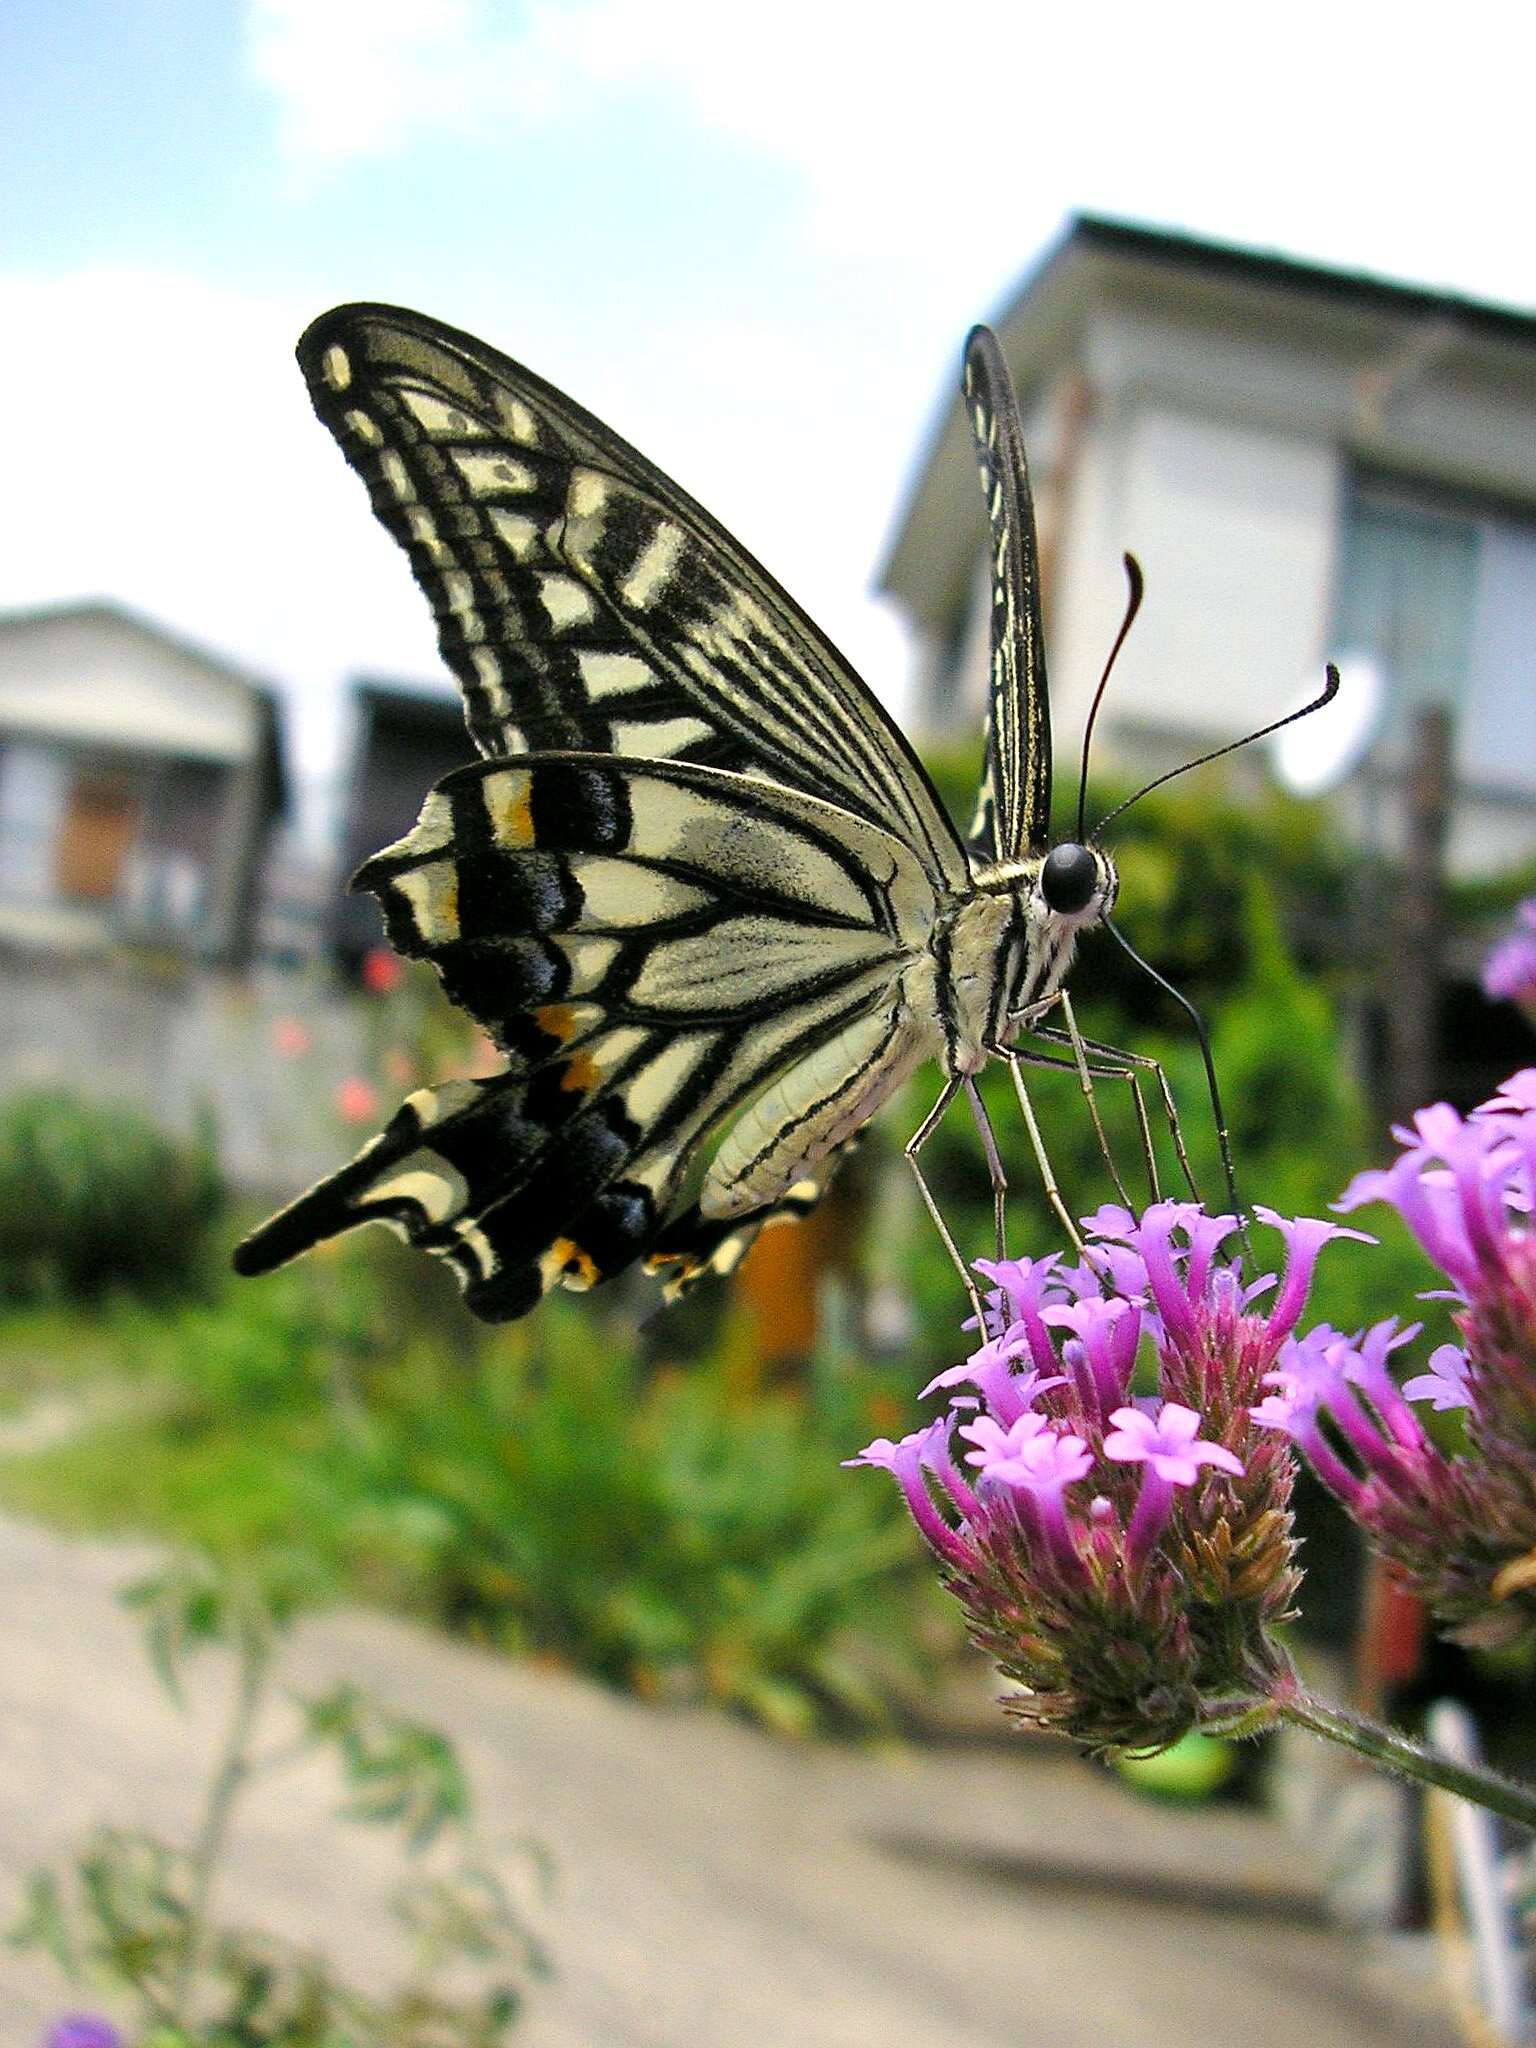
left=0, top=608, right=258, bottom=764
left=1068, top=399, right=1338, bottom=746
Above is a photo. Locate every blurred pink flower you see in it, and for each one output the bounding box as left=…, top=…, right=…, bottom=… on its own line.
left=335, top=1076, right=380, bottom=1124
left=46, top=2020, right=124, bottom=2048
left=361, top=946, right=404, bottom=996
left=1316, top=1069, right=1536, bottom=1646
left=270, top=1015, right=312, bottom=1059
left=1482, top=900, right=1536, bottom=1009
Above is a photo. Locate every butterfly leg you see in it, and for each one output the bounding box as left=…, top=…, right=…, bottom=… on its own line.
left=1034, top=1013, right=1253, bottom=1262
left=995, top=1051, right=1087, bottom=1257
left=961, top=1074, right=1009, bottom=1261
left=1002, top=1000, right=1152, bottom=1210
left=1034, top=996, right=1202, bottom=1205
left=904, top=1075, right=989, bottom=1330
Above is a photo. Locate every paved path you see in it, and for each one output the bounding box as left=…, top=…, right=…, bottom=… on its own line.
left=0, top=1514, right=1457, bottom=2048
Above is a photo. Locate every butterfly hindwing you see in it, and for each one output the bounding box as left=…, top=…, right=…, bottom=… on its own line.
left=234, top=976, right=919, bottom=1322
left=961, top=326, right=1052, bottom=861
left=234, top=752, right=939, bottom=1311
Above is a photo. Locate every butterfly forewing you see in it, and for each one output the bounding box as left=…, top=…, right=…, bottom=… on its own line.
left=961, top=326, right=1052, bottom=861
left=299, top=306, right=968, bottom=891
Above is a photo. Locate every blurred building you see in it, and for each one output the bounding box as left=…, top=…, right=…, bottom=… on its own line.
left=0, top=599, right=288, bottom=963
left=331, top=676, right=473, bottom=974
left=884, top=216, right=1536, bottom=879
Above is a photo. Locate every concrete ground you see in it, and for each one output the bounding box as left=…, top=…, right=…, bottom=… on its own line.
left=0, top=1512, right=1459, bottom=2048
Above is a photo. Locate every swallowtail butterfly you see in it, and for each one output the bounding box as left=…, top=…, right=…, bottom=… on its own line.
left=235, top=310, right=1124, bottom=1321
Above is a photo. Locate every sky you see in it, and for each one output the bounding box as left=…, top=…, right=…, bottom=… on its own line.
left=5, top=0, right=1534, bottom=845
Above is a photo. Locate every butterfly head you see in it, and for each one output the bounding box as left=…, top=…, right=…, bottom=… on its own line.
left=1039, top=838, right=1117, bottom=926
left=952, top=841, right=1118, bottom=1062
left=1040, top=840, right=1110, bottom=920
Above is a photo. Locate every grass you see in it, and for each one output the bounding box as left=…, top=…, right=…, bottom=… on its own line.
left=0, top=1299, right=153, bottom=1417
left=0, top=1242, right=946, bottom=1737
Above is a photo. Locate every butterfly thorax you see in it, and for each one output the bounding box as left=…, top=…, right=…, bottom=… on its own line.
left=927, top=847, right=1117, bottom=1077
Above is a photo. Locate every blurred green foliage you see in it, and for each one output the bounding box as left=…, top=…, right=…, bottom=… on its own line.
left=12, top=1548, right=547, bottom=2043
left=0, top=1089, right=222, bottom=1308
left=0, top=1240, right=938, bottom=1739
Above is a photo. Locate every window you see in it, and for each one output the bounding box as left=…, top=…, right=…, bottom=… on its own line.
left=1332, top=480, right=1536, bottom=796
left=0, top=741, right=68, bottom=900
left=1332, top=488, right=1478, bottom=719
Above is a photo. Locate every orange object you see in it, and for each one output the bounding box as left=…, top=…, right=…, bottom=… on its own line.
left=1356, top=1558, right=1427, bottom=1710
left=736, top=1213, right=821, bottom=1375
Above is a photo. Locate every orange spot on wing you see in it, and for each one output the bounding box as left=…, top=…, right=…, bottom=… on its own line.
left=559, top=1050, right=601, bottom=1094
left=549, top=1236, right=598, bottom=1288
left=487, top=774, right=536, bottom=846
left=531, top=1003, right=578, bottom=1043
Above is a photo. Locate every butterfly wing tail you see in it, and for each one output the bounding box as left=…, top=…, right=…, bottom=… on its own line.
left=232, top=1070, right=671, bottom=1323
left=231, top=1075, right=489, bottom=1284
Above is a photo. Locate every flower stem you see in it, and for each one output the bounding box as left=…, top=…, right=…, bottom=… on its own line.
left=1274, top=1678, right=1536, bottom=1834
left=169, top=1624, right=272, bottom=2024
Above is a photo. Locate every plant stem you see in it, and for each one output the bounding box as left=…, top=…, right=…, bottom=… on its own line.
left=168, top=1623, right=272, bottom=2024
left=1273, top=1677, right=1536, bottom=1834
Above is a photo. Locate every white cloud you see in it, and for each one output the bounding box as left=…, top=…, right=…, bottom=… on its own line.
left=247, top=0, right=477, bottom=164
left=245, top=0, right=1536, bottom=308
left=245, top=0, right=584, bottom=171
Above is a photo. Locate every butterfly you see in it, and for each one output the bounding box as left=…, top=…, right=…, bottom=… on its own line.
left=233, top=309, right=1126, bottom=1323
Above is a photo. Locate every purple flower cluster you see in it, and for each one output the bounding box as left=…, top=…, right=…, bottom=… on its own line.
left=1255, top=1070, right=1536, bottom=1648
left=45, top=2020, right=124, bottom=2048
left=848, top=1201, right=1359, bottom=1749
left=1482, top=900, right=1536, bottom=1012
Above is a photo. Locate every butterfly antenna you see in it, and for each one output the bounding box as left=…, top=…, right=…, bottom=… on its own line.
left=1103, top=916, right=1251, bottom=1258
left=1076, top=553, right=1145, bottom=844
left=1094, top=664, right=1341, bottom=840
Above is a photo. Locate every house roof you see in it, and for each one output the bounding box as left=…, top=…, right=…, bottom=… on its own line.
left=0, top=597, right=290, bottom=817
left=879, top=215, right=1536, bottom=635
left=1020, top=215, right=1536, bottom=352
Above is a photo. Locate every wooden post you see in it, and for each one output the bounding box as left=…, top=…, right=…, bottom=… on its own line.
left=1383, top=704, right=1451, bottom=1124
left=1357, top=703, right=1452, bottom=1710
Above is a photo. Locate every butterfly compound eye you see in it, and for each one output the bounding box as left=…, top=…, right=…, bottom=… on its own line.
left=1040, top=842, right=1100, bottom=916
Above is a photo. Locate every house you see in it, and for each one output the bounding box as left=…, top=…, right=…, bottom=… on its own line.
left=331, top=676, right=474, bottom=972
left=882, top=217, right=1536, bottom=879
left=0, top=600, right=288, bottom=964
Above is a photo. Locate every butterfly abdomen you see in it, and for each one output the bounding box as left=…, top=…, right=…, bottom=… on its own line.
left=702, top=998, right=930, bottom=1220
